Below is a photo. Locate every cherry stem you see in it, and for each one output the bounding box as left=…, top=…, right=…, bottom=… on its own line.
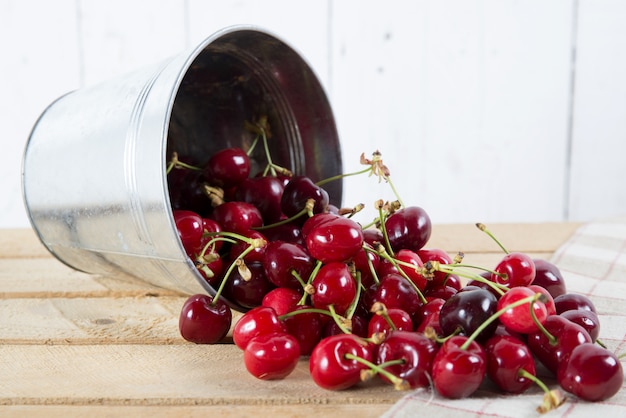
left=460, top=293, right=543, bottom=350
left=209, top=243, right=257, bottom=306
left=377, top=204, right=395, bottom=257
left=328, top=305, right=352, bottom=334
left=166, top=152, right=203, bottom=175
left=344, top=270, right=363, bottom=320
left=375, top=245, right=428, bottom=305
left=518, top=368, right=551, bottom=396
left=371, top=302, right=397, bottom=331
left=362, top=244, right=381, bottom=285
left=344, top=353, right=410, bottom=390
left=315, top=166, right=372, bottom=187
left=428, top=261, right=507, bottom=296
left=476, top=223, right=509, bottom=254
left=278, top=307, right=334, bottom=321
left=298, top=260, right=323, bottom=305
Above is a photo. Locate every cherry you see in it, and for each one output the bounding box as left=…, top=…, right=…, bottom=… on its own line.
left=528, top=284, right=556, bottom=316
left=173, top=209, right=204, bottom=256
left=496, top=287, right=548, bottom=334
left=281, top=175, right=329, bottom=220
left=304, top=214, right=364, bottom=264
left=178, top=294, right=232, bottom=344
left=211, top=201, right=263, bottom=234
left=262, top=241, right=314, bottom=290
left=243, top=332, right=300, bottom=380
left=560, top=308, right=600, bottom=342
left=384, top=206, right=432, bottom=253
left=439, top=287, right=499, bottom=342
left=204, top=147, right=250, bottom=188
left=228, top=230, right=268, bottom=264
left=492, top=252, right=536, bottom=288
left=232, top=306, right=286, bottom=350
left=367, top=307, right=413, bottom=337
left=418, top=248, right=455, bottom=287
left=322, top=314, right=369, bottom=338
left=527, top=314, right=592, bottom=374
left=532, top=259, right=567, bottom=298
left=557, top=343, right=624, bottom=401
left=554, top=292, right=597, bottom=314
left=309, top=333, right=375, bottom=390
left=413, top=297, right=445, bottom=335
left=369, top=273, right=422, bottom=316
left=376, top=330, right=439, bottom=388
left=431, top=335, right=487, bottom=399
left=281, top=305, right=324, bottom=355
left=394, top=249, right=428, bottom=292
left=352, top=243, right=380, bottom=288
left=234, top=176, right=285, bottom=224
left=484, top=334, right=537, bottom=394
left=198, top=217, right=223, bottom=253
left=222, top=261, right=274, bottom=310
left=262, top=287, right=303, bottom=316
left=310, top=262, right=357, bottom=316
left=362, top=227, right=384, bottom=247
left=168, top=169, right=215, bottom=217
left=261, top=222, right=304, bottom=246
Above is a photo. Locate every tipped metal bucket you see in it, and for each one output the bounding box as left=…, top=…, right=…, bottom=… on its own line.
left=22, top=26, right=342, bottom=309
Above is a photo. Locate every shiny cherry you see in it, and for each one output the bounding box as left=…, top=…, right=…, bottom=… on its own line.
left=223, top=261, right=274, bottom=310
left=262, top=240, right=314, bottom=290
left=310, top=262, right=357, bottom=316
left=368, top=273, right=422, bottom=316
left=178, top=294, right=232, bottom=344
left=439, top=287, right=499, bottom=342
left=384, top=206, right=432, bottom=253
left=497, top=286, right=548, bottom=334
left=211, top=201, right=263, bottom=234
left=234, top=176, right=285, bottom=224
left=484, top=334, right=536, bottom=394
left=243, top=332, right=300, bottom=380
left=261, top=287, right=303, bottom=316
left=173, top=209, right=204, bottom=256
left=554, top=292, right=597, bottom=314
left=281, top=175, right=329, bottom=220
left=204, top=147, right=250, bottom=188
left=367, top=307, right=413, bottom=337
left=560, top=309, right=600, bottom=342
left=232, top=306, right=287, bottom=350
left=532, top=259, right=567, bottom=298
left=304, top=214, right=364, bottom=264
left=281, top=305, right=324, bottom=355
left=431, top=335, right=487, bottom=399
left=492, top=252, right=536, bottom=288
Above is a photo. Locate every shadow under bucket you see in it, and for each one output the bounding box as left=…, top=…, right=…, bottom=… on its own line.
left=22, top=26, right=342, bottom=310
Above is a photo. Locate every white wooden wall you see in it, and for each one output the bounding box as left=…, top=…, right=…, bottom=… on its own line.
left=2, top=0, right=625, bottom=228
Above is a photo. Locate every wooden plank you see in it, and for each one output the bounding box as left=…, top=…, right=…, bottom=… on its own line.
left=0, top=344, right=404, bottom=407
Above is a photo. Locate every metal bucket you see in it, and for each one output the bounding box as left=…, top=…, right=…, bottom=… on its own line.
left=22, top=26, right=342, bottom=309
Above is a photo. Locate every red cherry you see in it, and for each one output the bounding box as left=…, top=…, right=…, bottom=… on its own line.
left=310, top=262, right=357, bottom=316
left=178, top=294, right=232, bottom=344
left=173, top=210, right=204, bottom=256
left=204, top=147, right=250, bottom=188
left=532, top=259, right=567, bottom=298
left=431, top=335, right=487, bottom=399
left=232, top=306, right=286, bottom=350
left=376, top=330, right=439, bottom=388
left=198, top=217, right=223, bottom=253
left=439, top=287, right=499, bottom=342
left=528, top=284, right=556, bottom=316
left=497, top=287, right=548, bottom=334
left=394, top=249, right=427, bottom=292
left=228, top=229, right=268, bottom=264
left=384, top=206, right=432, bottom=253
left=309, top=334, right=375, bottom=390
left=484, top=334, right=537, bottom=394
left=262, top=241, right=314, bottom=290
left=234, top=176, right=285, bottom=224
left=492, top=252, right=536, bottom=288
left=560, top=308, right=601, bottom=342
left=352, top=243, right=380, bottom=288
left=527, top=314, right=592, bottom=374
left=211, top=201, right=263, bottom=234
left=262, top=287, right=303, bottom=316
left=367, top=308, right=413, bottom=337
left=222, top=261, right=274, bottom=310
left=243, top=332, right=300, bottom=380
left=557, top=343, right=624, bottom=401
left=281, top=305, right=324, bottom=355
left=304, top=214, right=364, bottom=264
left=554, top=292, right=597, bottom=314
left=413, top=297, right=445, bottom=335
left=281, top=176, right=329, bottom=220
left=369, top=273, right=422, bottom=316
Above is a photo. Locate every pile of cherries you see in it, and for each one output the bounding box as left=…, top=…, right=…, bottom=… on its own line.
left=169, top=132, right=623, bottom=413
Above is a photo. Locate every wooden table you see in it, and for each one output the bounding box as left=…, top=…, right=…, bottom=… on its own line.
left=0, top=223, right=581, bottom=417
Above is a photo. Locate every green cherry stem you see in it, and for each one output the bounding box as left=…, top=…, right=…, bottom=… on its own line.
left=344, top=353, right=410, bottom=390
left=475, top=223, right=509, bottom=254
left=315, top=166, right=372, bottom=187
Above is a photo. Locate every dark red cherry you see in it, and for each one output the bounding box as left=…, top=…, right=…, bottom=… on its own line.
left=352, top=243, right=380, bottom=288
left=362, top=227, right=384, bottom=247
left=222, top=261, right=274, bottom=310
left=557, top=343, right=624, bottom=401
left=413, top=297, right=445, bottom=335
left=554, top=292, right=597, bottom=314
left=211, top=201, right=263, bottom=234
left=261, top=222, right=304, bottom=246
left=178, top=294, right=232, bottom=344
left=281, top=305, right=324, bottom=355
left=204, top=147, right=250, bottom=188
left=234, top=176, right=285, bottom=224
left=527, top=314, right=592, bottom=374
left=198, top=217, right=223, bottom=253
left=560, top=309, right=601, bottom=342
left=439, top=287, right=499, bottom=342
left=322, top=314, right=369, bottom=339
left=532, top=259, right=567, bottom=298
left=384, top=206, right=432, bottom=253
left=262, top=241, right=314, bottom=290
left=484, top=334, right=536, bottom=394
left=281, top=176, right=329, bottom=220
left=376, top=330, right=439, bottom=388
left=228, top=229, right=268, bottom=264
left=369, top=273, right=422, bottom=316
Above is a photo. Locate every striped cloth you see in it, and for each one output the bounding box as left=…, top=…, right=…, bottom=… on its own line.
left=382, top=217, right=626, bottom=418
